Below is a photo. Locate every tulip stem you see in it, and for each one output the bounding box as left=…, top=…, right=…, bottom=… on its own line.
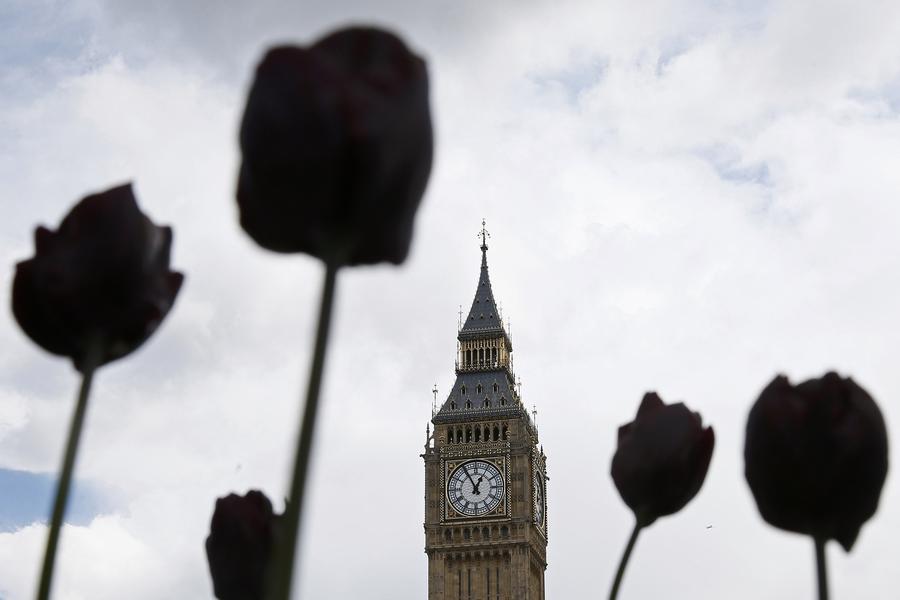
left=36, top=348, right=101, bottom=600
left=815, top=537, right=829, bottom=600
left=271, top=261, right=340, bottom=600
left=608, top=522, right=641, bottom=600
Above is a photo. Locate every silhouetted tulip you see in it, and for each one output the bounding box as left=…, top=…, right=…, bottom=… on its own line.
left=611, top=392, right=715, bottom=527
left=12, top=183, right=183, bottom=372
left=237, top=26, right=433, bottom=265
left=206, top=491, right=279, bottom=600
left=744, top=372, right=888, bottom=550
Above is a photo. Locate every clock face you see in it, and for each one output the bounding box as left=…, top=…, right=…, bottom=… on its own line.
left=447, top=460, right=505, bottom=517
left=533, top=470, right=545, bottom=528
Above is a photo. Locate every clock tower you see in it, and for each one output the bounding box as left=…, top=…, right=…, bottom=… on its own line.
left=423, top=227, right=548, bottom=600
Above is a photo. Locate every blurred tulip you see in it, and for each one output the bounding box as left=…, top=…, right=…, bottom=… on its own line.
left=19, top=183, right=184, bottom=600
left=611, top=392, right=715, bottom=527
left=206, top=491, right=279, bottom=600
left=12, top=183, right=183, bottom=372
left=237, top=26, right=433, bottom=266
left=745, top=372, right=888, bottom=551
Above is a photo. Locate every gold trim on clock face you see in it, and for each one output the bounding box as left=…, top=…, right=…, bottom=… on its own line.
left=446, top=459, right=505, bottom=518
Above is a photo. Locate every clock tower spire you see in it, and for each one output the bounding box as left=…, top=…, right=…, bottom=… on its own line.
left=423, top=227, right=548, bottom=600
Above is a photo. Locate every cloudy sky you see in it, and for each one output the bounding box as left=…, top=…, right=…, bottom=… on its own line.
left=2, top=0, right=900, bottom=598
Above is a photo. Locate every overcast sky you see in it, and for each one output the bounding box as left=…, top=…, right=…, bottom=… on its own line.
left=2, top=0, right=900, bottom=598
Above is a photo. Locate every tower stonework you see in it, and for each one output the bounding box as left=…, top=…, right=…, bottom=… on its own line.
left=424, top=234, right=548, bottom=600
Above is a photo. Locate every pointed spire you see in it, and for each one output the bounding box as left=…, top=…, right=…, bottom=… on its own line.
left=433, top=224, right=534, bottom=427
left=460, top=220, right=505, bottom=337
left=432, top=384, right=438, bottom=417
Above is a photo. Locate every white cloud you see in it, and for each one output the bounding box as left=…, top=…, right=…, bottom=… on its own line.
left=0, top=512, right=209, bottom=600
left=0, top=391, right=28, bottom=441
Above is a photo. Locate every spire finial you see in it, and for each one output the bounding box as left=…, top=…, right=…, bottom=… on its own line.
left=432, top=384, right=439, bottom=417
left=479, top=219, right=490, bottom=254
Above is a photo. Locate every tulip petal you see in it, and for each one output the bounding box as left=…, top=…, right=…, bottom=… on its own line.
left=636, top=392, right=664, bottom=418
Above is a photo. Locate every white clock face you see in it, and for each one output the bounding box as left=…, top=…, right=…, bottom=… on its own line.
left=447, top=460, right=504, bottom=517
left=534, top=470, right=545, bottom=528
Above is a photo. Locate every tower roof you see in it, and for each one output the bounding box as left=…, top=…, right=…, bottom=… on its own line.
left=459, top=224, right=509, bottom=344
left=433, top=370, right=523, bottom=424
left=434, top=223, right=533, bottom=426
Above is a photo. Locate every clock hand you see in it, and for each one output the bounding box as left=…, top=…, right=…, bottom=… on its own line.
left=464, top=466, right=478, bottom=488
left=474, top=475, right=484, bottom=495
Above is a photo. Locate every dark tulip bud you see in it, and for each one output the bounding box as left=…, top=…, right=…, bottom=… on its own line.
left=237, top=26, right=433, bottom=266
left=206, top=490, right=279, bottom=600
left=611, top=393, right=715, bottom=527
left=744, top=372, right=888, bottom=551
left=12, top=183, right=184, bottom=372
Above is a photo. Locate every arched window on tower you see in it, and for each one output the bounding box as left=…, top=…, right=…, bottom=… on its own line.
left=493, top=383, right=499, bottom=393
left=483, top=398, right=490, bottom=408
left=450, top=401, right=456, bottom=410
left=492, top=347, right=498, bottom=365
left=466, top=427, right=472, bottom=442
left=477, top=384, right=482, bottom=394
left=493, top=426, right=500, bottom=441
left=475, top=428, right=481, bottom=442
left=465, top=400, right=472, bottom=409
left=502, top=425, right=509, bottom=440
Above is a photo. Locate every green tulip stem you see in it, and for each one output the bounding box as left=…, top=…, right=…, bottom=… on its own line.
left=36, top=347, right=102, bottom=600
left=608, top=521, right=642, bottom=600
left=815, top=537, right=829, bottom=600
left=271, top=261, right=340, bottom=600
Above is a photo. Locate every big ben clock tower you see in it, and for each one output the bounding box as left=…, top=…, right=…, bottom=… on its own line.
left=423, top=225, right=548, bottom=600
